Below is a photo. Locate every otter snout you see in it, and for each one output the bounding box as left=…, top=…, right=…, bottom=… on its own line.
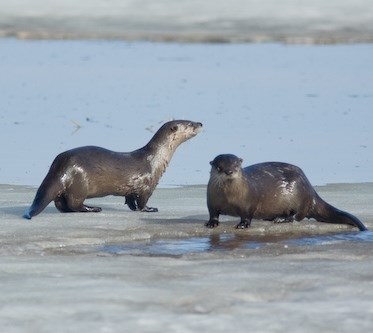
left=192, top=122, right=203, bottom=133
left=210, top=154, right=244, bottom=177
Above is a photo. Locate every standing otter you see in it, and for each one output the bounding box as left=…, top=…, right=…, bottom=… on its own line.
left=23, top=120, right=202, bottom=219
left=206, top=154, right=367, bottom=231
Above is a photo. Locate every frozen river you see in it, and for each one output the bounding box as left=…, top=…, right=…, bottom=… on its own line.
left=1, top=39, right=372, bottom=186
left=1, top=2, right=373, bottom=332
left=1, top=183, right=373, bottom=332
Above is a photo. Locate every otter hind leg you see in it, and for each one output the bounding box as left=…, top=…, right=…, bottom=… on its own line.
left=66, top=180, right=102, bottom=213
left=55, top=196, right=73, bottom=213
left=55, top=194, right=102, bottom=213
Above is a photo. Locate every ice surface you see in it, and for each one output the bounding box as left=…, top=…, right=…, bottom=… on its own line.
left=1, top=184, right=373, bottom=332
left=1, top=3, right=373, bottom=330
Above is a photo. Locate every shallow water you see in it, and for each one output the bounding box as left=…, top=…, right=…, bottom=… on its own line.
left=99, top=230, right=373, bottom=256
left=287, top=230, right=373, bottom=246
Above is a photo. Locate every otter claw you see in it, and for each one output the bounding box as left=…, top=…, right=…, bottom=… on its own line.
left=235, top=222, right=250, bottom=229
left=205, top=221, right=219, bottom=228
left=88, top=206, right=102, bottom=213
left=273, top=216, right=294, bottom=223
left=141, top=206, right=158, bottom=213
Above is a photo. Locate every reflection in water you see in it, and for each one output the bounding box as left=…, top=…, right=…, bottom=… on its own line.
left=286, top=230, right=373, bottom=246
left=100, top=231, right=373, bottom=256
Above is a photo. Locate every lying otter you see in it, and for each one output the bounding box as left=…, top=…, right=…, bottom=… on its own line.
left=206, top=154, right=367, bottom=231
left=23, top=120, right=202, bottom=219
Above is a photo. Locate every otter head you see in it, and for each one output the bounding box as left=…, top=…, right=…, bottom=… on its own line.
left=210, top=154, right=243, bottom=180
left=165, top=120, right=203, bottom=147
left=146, top=120, right=203, bottom=180
left=150, top=120, right=203, bottom=151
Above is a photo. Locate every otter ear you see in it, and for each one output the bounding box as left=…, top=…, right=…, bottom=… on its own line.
left=170, top=125, right=178, bottom=132
left=210, top=161, right=213, bottom=166
left=239, top=158, right=243, bottom=165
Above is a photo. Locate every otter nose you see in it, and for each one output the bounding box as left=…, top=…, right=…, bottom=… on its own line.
left=225, top=170, right=233, bottom=175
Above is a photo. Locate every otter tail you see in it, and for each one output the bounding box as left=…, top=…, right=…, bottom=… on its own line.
left=23, top=177, right=61, bottom=220
left=312, top=196, right=368, bottom=231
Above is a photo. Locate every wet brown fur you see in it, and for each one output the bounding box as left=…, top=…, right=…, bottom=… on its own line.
left=23, top=120, right=202, bottom=219
left=206, top=154, right=367, bottom=231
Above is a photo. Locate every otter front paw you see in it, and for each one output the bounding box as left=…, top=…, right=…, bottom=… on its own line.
left=235, top=220, right=251, bottom=229
left=125, top=196, right=137, bottom=211
left=141, top=206, right=158, bottom=213
left=205, top=219, right=219, bottom=228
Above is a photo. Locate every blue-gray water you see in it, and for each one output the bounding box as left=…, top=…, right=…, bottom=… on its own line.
left=1, top=39, right=372, bottom=187
left=100, top=231, right=373, bottom=256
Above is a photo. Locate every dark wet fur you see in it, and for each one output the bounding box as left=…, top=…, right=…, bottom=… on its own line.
left=24, top=120, right=202, bottom=219
left=206, top=154, right=367, bottom=231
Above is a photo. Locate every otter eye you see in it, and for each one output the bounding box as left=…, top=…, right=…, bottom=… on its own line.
left=216, top=167, right=222, bottom=172
left=170, top=125, right=178, bottom=132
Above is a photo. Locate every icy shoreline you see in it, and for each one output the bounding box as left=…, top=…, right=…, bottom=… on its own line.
left=1, top=184, right=373, bottom=332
